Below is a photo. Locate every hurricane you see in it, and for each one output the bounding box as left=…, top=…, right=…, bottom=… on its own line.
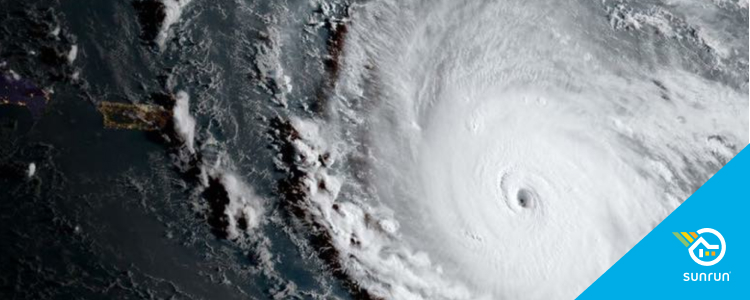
left=0, top=0, right=747, bottom=299
left=274, top=0, right=748, bottom=299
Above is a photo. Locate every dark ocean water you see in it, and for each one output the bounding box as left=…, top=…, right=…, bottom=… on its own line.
left=0, top=0, right=353, bottom=299
left=1, top=0, right=747, bottom=299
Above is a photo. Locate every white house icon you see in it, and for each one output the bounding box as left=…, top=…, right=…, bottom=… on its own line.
left=688, top=228, right=726, bottom=266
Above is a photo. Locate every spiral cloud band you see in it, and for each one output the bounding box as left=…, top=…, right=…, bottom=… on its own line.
left=279, top=0, right=748, bottom=299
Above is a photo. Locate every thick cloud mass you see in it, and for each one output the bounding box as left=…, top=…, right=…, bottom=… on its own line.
left=285, top=0, right=748, bottom=299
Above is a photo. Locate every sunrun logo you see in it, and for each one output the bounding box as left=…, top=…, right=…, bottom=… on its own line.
left=673, top=228, right=726, bottom=266
left=673, top=228, right=730, bottom=282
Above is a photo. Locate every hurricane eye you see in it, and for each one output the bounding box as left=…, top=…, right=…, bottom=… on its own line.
left=516, top=188, right=533, bottom=208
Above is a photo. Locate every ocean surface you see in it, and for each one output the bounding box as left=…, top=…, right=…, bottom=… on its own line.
left=1, top=0, right=747, bottom=299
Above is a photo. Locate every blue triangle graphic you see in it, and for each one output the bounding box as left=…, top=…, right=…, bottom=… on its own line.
left=577, top=145, right=749, bottom=299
